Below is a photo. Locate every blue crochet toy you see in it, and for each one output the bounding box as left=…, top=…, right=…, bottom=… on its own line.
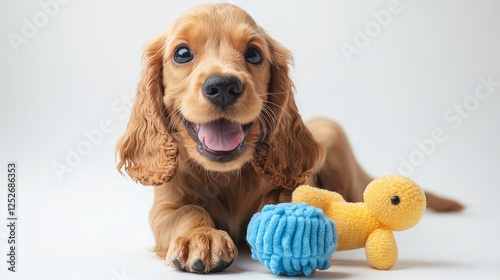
left=246, top=203, right=337, bottom=276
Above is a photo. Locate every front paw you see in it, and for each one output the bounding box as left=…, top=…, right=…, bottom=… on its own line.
left=166, top=228, right=237, bottom=273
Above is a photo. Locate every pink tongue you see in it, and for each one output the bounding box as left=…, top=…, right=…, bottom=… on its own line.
left=198, top=119, right=244, bottom=152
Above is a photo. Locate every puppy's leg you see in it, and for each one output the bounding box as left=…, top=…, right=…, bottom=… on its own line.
left=150, top=202, right=237, bottom=273
left=305, top=117, right=463, bottom=212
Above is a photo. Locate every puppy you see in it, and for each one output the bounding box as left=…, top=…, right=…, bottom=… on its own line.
left=116, top=3, right=463, bottom=273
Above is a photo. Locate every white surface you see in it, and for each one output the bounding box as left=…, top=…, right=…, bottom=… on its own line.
left=1, top=0, right=500, bottom=279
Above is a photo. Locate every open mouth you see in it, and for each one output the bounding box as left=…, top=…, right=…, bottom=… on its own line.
left=182, top=118, right=253, bottom=163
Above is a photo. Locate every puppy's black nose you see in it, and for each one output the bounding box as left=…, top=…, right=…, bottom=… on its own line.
left=202, top=76, right=243, bottom=110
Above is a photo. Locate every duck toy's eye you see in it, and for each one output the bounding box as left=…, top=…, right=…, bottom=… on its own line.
left=391, top=195, right=401, bottom=205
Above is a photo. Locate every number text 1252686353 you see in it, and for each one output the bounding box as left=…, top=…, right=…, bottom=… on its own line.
left=7, top=162, right=17, bottom=272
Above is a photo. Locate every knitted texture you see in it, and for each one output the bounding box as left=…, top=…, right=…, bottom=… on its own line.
left=292, top=175, right=426, bottom=270
left=246, top=203, right=337, bottom=276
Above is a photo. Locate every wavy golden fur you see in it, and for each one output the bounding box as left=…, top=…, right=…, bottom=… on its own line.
left=116, top=3, right=463, bottom=274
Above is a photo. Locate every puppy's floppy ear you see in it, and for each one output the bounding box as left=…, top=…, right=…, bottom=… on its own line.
left=116, top=31, right=178, bottom=186
left=252, top=35, right=325, bottom=192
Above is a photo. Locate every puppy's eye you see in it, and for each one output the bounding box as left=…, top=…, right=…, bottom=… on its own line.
left=391, top=196, right=401, bottom=205
left=174, top=46, right=193, bottom=64
left=244, top=46, right=262, bottom=65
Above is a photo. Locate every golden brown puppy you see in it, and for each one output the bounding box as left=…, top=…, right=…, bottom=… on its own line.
left=116, top=3, right=463, bottom=273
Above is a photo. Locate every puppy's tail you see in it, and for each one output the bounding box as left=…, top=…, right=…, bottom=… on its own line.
left=425, top=191, right=464, bottom=212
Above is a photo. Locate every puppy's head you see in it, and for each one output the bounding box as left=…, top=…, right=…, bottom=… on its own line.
left=117, top=3, right=323, bottom=187
left=162, top=4, right=272, bottom=171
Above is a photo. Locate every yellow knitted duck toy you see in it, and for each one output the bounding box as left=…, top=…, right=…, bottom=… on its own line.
left=292, top=175, right=426, bottom=270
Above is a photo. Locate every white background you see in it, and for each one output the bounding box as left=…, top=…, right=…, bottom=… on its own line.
left=1, top=0, right=499, bottom=279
